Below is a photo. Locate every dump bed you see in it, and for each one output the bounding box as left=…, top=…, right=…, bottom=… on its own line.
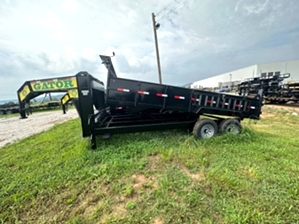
left=101, top=55, right=262, bottom=120
left=106, top=76, right=261, bottom=119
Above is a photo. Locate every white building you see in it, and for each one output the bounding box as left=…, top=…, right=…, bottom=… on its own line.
left=190, top=59, right=299, bottom=89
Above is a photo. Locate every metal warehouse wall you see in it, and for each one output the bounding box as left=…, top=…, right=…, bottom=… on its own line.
left=257, top=60, right=299, bottom=82
left=190, top=65, right=257, bottom=89
left=190, top=59, right=299, bottom=89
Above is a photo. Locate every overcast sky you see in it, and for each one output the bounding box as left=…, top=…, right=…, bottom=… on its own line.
left=1, top=0, right=299, bottom=100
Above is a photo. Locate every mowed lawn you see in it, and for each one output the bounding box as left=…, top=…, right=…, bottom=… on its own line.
left=0, top=106, right=299, bottom=223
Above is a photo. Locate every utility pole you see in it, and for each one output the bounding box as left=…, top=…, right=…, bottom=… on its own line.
left=152, top=12, right=162, bottom=84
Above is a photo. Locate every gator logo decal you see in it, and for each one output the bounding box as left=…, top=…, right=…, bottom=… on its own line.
left=19, top=85, right=31, bottom=101
left=30, top=78, right=77, bottom=91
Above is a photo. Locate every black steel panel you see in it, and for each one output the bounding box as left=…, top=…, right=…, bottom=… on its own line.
left=92, top=89, right=105, bottom=110
left=163, top=86, right=191, bottom=110
left=137, top=82, right=167, bottom=108
left=104, top=75, right=264, bottom=117
left=76, top=72, right=94, bottom=137
left=107, top=90, right=136, bottom=105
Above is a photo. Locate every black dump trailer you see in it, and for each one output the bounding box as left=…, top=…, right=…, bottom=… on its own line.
left=74, top=54, right=263, bottom=149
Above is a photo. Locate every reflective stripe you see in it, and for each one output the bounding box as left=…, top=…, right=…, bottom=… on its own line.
left=138, top=90, right=150, bottom=95
left=156, top=93, right=168, bottom=97
left=174, top=95, right=185, bottom=100
left=207, top=100, right=216, bottom=104
left=115, top=107, right=123, bottom=110
left=117, top=88, right=130, bottom=92
left=191, top=98, right=200, bottom=101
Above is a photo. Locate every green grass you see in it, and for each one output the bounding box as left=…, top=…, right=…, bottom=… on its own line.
left=1, top=106, right=299, bottom=223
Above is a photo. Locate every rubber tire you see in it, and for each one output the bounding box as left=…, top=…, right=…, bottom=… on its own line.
left=219, top=118, right=242, bottom=134
left=193, top=119, right=218, bottom=139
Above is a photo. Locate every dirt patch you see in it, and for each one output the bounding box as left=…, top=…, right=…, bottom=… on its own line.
left=152, top=217, right=163, bottom=224
left=111, top=200, right=127, bottom=218
left=100, top=199, right=127, bottom=223
left=180, top=165, right=205, bottom=181
left=132, top=174, right=148, bottom=190
left=148, top=154, right=161, bottom=167
left=70, top=191, right=100, bottom=217
left=132, top=173, right=158, bottom=191
left=0, top=109, right=78, bottom=148
left=179, top=164, right=213, bottom=198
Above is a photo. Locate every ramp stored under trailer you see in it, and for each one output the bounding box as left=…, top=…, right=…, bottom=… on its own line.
left=75, top=54, right=263, bottom=149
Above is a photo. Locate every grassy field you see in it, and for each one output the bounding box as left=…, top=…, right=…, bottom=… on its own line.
left=0, top=106, right=299, bottom=223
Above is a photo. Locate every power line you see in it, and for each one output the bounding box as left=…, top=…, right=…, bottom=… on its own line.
left=151, top=0, right=189, bottom=84
left=156, top=0, right=178, bottom=16
left=157, top=0, right=188, bottom=22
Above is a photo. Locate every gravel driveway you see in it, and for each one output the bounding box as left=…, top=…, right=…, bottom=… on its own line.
left=0, top=109, right=78, bottom=148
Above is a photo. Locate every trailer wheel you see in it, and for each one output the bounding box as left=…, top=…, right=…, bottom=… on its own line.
left=193, top=119, right=218, bottom=139
left=219, top=119, right=242, bottom=134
